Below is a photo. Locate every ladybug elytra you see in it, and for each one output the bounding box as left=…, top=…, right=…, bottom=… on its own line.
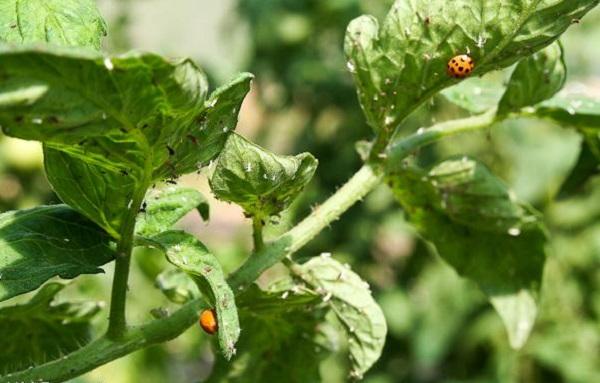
left=199, top=309, right=218, bottom=335
left=447, top=54, right=474, bottom=78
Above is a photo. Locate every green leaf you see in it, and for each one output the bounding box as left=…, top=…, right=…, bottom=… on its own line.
left=441, top=75, right=505, bottom=114
left=291, top=256, right=387, bottom=379
left=158, top=72, right=254, bottom=178
left=43, top=149, right=137, bottom=239
left=427, top=157, right=541, bottom=232
left=558, top=138, right=600, bottom=197
left=210, top=133, right=318, bottom=218
left=0, top=282, right=102, bottom=374
left=150, top=230, right=239, bottom=359
left=0, top=0, right=107, bottom=50
left=207, top=284, right=334, bottom=383
left=498, top=42, right=566, bottom=115
left=136, top=186, right=209, bottom=237
left=344, top=0, right=598, bottom=133
left=387, top=157, right=547, bottom=349
left=154, top=268, right=199, bottom=304
left=0, top=45, right=252, bottom=236
left=535, top=93, right=600, bottom=129
left=0, top=205, right=115, bottom=302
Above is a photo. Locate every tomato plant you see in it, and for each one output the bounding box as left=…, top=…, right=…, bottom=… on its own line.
left=0, top=0, right=599, bottom=382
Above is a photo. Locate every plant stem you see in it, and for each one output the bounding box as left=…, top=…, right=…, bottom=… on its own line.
left=106, top=186, right=147, bottom=340
left=229, top=163, right=382, bottom=289
left=385, top=108, right=498, bottom=169
left=252, top=216, right=265, bottom=251
left=1, top=298, right=206, bottom=383
left=6, top=111, right=499, bottom=383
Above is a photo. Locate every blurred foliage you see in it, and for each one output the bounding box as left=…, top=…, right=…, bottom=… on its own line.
left=0, top=0, right=598, bottom=382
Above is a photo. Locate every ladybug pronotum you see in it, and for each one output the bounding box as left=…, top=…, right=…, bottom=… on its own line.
left=199, top=309, right=218, bottom=335
left=447, top=54, right=474, bottom=78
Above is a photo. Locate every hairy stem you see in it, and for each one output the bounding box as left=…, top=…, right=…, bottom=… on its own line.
left=386, top=109, right=498, bottom=168
left=252, top=216, right=265, bottom=252
left=107, top=185, right=147, bottom=339
left=5, top=111, right=500, bottom=383
left=229, top=163, right=382, bottom=289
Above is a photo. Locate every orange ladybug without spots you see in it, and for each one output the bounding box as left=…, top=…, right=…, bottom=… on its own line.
left=447, top=54, right=474, bottom=78
left=199, top=309, right=218, bottom=335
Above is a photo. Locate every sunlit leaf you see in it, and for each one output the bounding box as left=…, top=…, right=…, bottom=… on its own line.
left=0, top=45, right=251, bottom=236
left=345, top=0, right=598, bottom=134
left=0, top=0, right=106, bottom=50
left=151, top=230, right=239, bottom=359
left=210, top=133, right=318, bottom=218
left=136, top=186, right=209, bottom=237
left=441, top=75, right=505, bottom=114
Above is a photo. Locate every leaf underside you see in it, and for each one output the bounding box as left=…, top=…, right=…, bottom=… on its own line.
left=151, top=230, right=240, bottom=359
left=292, top=257, right=388, bottom=379
left=388, top=157, right=547, bottom=348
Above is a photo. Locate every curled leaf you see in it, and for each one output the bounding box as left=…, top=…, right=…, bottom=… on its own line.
left=210, top=133, right=317, bottom=218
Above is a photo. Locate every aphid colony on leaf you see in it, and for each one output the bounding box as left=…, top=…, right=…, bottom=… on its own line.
left=199, top=308, right=218, bottom=334
left=447, top=54, right=474, bottom=78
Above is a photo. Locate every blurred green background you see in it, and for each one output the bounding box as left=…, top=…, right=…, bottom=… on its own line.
left=1, top=1, right=599, bottom=382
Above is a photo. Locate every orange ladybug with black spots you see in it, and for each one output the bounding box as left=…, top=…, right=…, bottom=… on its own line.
left=447, top=54, right=474, bottom=78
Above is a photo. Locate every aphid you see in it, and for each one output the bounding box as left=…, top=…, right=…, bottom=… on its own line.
left=167, top=145, right=175, bottom=156
left=187, top=134, right=198, bottom=145
left=447, top=54, right=474, bottom=79
left=199, top=309, right=218, bottom=335
left=140, top=201, right=147, bottom=213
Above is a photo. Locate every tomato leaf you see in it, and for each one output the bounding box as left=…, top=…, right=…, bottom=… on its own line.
left=154, top=268, right=199, bottom=304
left=210, top=133, right=317, bottom=218
left=150, top=231, right=239, bottom=359
left=498, top=42, right=566, bottom=115
left=291, top=257, right=387, bottom=379
left=0, top=45, right=252, bottom=237
left=207, top=283, right=333, bottom=383
left=136, top=186, right=209, bottom=237
left=345, top=0, right=598, bottom=133
left=535, top=93, right=600, bottom=130
left=441, top=75, right=506, bottom=114
left=0, top=0, right=106, bottom=50
left=0, top=282, right=102, bottom=374
left=0, top=205, right=115, bottom=302
left=388, top=157, right=547, bottom=349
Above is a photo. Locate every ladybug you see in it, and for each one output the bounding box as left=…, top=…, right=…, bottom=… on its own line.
left=199, top=309, right=218, bottom=335
left=447, top=54, right=474, bottom=78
